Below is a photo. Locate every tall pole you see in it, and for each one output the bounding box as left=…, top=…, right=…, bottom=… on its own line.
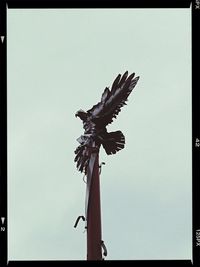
left=86, top=146, right=102, bottom=260
left=74, top=71, right=139, bottom=261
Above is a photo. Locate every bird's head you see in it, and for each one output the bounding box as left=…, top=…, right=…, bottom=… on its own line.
left=75, top=109, right=88, bottom=121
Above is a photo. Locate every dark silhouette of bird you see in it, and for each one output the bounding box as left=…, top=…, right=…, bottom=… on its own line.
left=75, top=71, right=139, bottom=174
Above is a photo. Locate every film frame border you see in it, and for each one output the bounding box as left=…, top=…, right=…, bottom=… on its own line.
left=0, top=0, right=199, bottom=266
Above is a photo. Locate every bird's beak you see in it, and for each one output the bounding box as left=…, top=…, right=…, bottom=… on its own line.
left=75, top=112, right=78, bottom=117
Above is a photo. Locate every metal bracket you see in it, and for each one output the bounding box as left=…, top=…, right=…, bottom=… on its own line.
left=101, top=240, right=108, bottom=257
left=74, top=216, right=85, bottom=228
left=99, top=162, right=105, bottom=175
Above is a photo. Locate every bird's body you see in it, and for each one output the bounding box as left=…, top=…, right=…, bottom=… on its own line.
left=75, top=71, right=139, bottom=173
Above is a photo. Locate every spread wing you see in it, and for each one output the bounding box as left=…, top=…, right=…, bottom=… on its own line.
left=87, top=71, right=139, bottom=126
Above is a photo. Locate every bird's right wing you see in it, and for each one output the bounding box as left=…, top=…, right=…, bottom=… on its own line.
left=87, top=71, right=139, bottom=126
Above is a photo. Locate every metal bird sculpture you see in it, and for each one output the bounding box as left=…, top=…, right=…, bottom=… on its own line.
left=74, top=71, right=139, bottom=174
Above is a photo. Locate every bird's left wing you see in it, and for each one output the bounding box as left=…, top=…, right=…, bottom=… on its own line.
left=87, top=71, right=139, bottom=126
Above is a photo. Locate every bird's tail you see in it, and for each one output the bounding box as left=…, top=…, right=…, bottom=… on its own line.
left=102, top=131, right=125, bottom=155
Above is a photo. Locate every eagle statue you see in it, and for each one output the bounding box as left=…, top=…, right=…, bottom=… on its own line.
left=74, top=71, right=139, bottom=174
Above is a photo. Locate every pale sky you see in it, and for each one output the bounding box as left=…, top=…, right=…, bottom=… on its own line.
left=7, top=8, right=191, bottom=260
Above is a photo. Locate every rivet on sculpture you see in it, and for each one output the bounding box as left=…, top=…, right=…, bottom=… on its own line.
left=74, top=71, right=139, bottom=260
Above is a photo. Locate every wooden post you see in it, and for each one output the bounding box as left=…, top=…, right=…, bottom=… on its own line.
left=86, top=152, right=102, bottom=260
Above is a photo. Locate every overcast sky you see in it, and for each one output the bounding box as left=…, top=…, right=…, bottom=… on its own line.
left=7, top=8, right=191, bottom=260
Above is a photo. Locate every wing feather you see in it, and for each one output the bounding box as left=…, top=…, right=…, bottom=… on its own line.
left=87, top=71, right=139, bottom=126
